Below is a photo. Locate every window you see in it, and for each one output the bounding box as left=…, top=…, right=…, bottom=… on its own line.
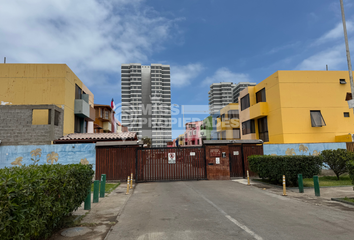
left=105, top=110, right=109, bottom=119
left=233, top=129, right=240, bottom=139
left=340, top=79, right=346, bottom=84
left=222, top=131, right=226, bottom=140
left=74, top=116, right=82, bottom=133
left=84, top=120, right=88, bottom=133
left=99, top=108, right=103, bottom=118
left=75, top=84, right=82, bottom=99
left=197, top=139, right=200, bottom=145
left=344, top=112, right=350, bottom=117
left=221, top=114, right=226, bottom=121
left=193, top=130, right=196, bottom=135
left=228, top=110, right=239, bottom=119
left=241, top=94, right=250, bottom=111
left=242, top=120, right=255, bottom=135
left=310, top=110, right=326, bottom=127
left=256, top=88, right=266, bottom=103
left=54, top=110, right=60, bottom=126
left=258, top=117, right=269, bottom=142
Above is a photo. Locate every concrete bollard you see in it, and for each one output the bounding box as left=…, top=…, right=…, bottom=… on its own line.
left=247, top=170, right=250, bottom=186
left=130, top=173, right=133, bottom=189
left=313, top=175, right=320, bottom=197
left=100, top=174, right=106, bottom=198
left=298, top=174, right=304, bottom=193
left=282, top=175, right=287, bottom=196
left=84, top=185, right=91, bottom=210
left=126, top=176, right=130, bottom=195
left=93, top=180, right=99, bottom=203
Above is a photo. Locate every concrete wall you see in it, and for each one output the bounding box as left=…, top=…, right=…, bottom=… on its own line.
left=263, top=142, right=347, bottom=156
left=0, top=105, right=64, bottom=146
left=0, top=143, right=95, bottom=169
left=205, top=145, right=230, bottom=180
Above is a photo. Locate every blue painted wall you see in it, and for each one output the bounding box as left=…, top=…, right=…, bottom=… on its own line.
left=0, top=144, right=96, bottom=169
left=263, top=142, right=347, bottom=156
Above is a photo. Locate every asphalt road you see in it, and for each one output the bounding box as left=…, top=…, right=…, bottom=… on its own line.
left=107, top=181, right=354, bottom=240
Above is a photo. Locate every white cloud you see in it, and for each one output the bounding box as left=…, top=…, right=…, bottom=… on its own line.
left=171, top=63, right=204, bottom=87
left=313, top=21, right=353, bottom=46
left=202, top=68, right=252, bottom=86
left=0, top=0, right=182, bottom=96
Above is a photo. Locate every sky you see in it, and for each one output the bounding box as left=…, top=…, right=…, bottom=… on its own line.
left=1, top=0, right=354, bottom=139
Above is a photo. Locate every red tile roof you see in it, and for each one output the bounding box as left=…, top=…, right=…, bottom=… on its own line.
left=56, top=132, right=137, bottom=141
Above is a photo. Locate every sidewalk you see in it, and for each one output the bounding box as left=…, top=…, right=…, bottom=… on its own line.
left=233, top=178, right=354, bottom=211
left=49, top=183, right=134, bottom=240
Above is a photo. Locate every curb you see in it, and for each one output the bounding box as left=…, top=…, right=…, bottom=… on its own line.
left=331, top=198, right=354, bottom=206
left=103, top=183, right=136, bottom=240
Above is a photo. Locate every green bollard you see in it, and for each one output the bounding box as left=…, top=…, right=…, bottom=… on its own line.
left=93, top=180, right=99, bottom=203
left=84, top=185, right=91, bottom=210
left=298, top=174, right=304, bottom=193
left=100, top=174, right=106, bottom=198
left=313, top=175, right=320, bottom=197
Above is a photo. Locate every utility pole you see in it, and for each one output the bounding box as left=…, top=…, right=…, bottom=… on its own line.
left=340, top=0, right=354, bottom=106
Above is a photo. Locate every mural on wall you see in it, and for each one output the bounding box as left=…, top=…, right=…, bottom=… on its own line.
left=80, top=158, right=89, bottom=165
left=0, top=144, right=96, bottom=170
left=264, top=142, right=347, bottom=156
left=47, top=152, right=59, bottom=165
left=11, top=157, right=23, bottom=166
left=299, top=144, right=309, bottom=153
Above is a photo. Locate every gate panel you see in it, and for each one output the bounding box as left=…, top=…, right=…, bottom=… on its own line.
left=243, top=144, right=263, bottom=177
left=96, top=146, right=137, bottom=181
left=137, top=147, right=206, bottom=182
left=229, top=145, right=243, bottom=177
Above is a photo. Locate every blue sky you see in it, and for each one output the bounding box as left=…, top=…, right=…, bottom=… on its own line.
left=1, top=0, right=354, bottom=139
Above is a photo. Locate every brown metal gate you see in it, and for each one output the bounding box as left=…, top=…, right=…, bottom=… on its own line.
left=136, top=147, right=206, bottom=182
left=229, top=145, right=243, bottom=177
left=96, top=146, right=138, bottom=181
left=243, top=144, right=263, bottom=177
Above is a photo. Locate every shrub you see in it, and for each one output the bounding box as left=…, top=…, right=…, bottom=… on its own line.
left=0, top=164, right=94, bottom=240
left=320, top=149, right=353, bottom=180
left=248, top=155, right=322, bottom=186
left=347, top=160, right=354, bottom=186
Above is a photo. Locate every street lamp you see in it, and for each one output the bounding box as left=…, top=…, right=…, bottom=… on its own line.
left=340, top=0, right=354, bottom=109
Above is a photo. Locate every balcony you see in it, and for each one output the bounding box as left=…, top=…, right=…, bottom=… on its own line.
left=249, top=102, right=268, bottom=119
left=103, top=121, right=112, bottom=131
left=74, top=98, right=90, bottom=118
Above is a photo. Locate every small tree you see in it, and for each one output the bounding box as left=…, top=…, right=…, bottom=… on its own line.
left=142, top=136, right=152, bottom=148
left=320, top=149, right=353, bottom=180
left=346, top=160, right=354, bottom=186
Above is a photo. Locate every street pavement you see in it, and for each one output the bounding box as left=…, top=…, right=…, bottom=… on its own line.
left=106, top=180, right=354, bottom=240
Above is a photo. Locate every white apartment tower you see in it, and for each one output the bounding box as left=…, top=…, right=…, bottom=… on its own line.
left=232, top=82, right=256, bottom=103
left=208, top=82, right=235, bottom=114
left=121, top=63, right=172, bottom=148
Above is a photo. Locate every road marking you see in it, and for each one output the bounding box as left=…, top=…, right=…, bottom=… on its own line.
left=187, top=184, right=263, bottom=240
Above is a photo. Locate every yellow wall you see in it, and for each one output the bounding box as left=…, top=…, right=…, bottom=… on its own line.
left=0, top=64, right=94, bottom=135
left=217, top=103, right=240, bottom=140
left=239, top=70, right=354, bottom=144
left=32, top=109, right=49, bottom=125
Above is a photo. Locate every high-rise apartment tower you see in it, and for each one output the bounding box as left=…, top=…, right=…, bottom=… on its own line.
left=232, top=82, right=256, bottom=103
left=121, top=63, right=172, bottom=147
left=208, top=82, right=235, bottom=114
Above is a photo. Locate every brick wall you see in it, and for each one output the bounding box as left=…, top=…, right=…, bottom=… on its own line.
left=205, top=145, right=230, bottom=180
left=0, top=105, right=63, bottom=146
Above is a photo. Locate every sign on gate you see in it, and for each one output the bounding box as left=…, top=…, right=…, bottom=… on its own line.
left=190, top=152, right=195, bottom=156
left=233, top=151, right=239, bottom=155
left=168, top=153, right=176, bottom=164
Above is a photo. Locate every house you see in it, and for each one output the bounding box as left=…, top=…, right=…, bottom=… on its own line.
left=94, top=104, right=114, bottom=133
left=53, top=132, right=138, bottom=144
left=216, top=103, right=240, bottom=140
left=184, top=121, right=203, bottom=146
left=0, top=64, right=95, bottom=145
left=238, top=71, right=354, bottom=144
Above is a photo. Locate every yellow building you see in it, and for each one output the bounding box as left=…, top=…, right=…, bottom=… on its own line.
left=178, top=134, right=184, bottom=146
left=0, top=64, right=95, bottom=136
left=239, top=71, right=354, bottom=144
left=216, top=103, right=240, bottom=140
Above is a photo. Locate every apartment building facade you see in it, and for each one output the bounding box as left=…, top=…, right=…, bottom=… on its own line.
left=232, top=82, right=256, bottom=103
left=239, top=71, right=354, bottom=144
left=121, top=63, right=172, bottom=147
left=0, top=64, right=95, bottom=145
left=216, top=103, right=241, bottom=140
left=184, top=121, right=203, bottom=146
left=208, top=82, right=235, bottom=114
